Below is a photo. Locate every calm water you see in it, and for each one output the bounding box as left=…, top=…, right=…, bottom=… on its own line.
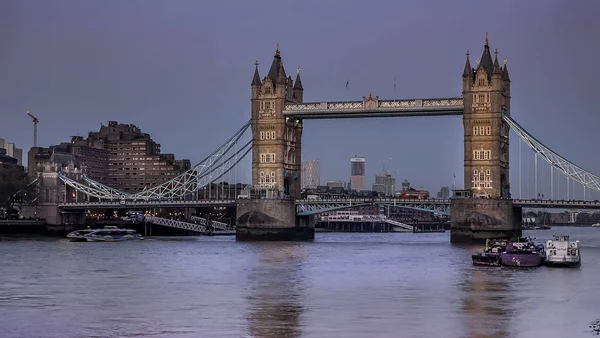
left=1, top=227, right=599, bottom=338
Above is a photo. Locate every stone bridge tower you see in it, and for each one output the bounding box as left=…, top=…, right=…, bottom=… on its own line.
left=250, top=46, right=303, bottom=199
left=462, top=33, right=511, bottom=199
left=236, top=46, right=314, bottom=241
left=451, top=34, right=521, bottom=244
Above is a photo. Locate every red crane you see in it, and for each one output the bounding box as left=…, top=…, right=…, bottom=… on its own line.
left=26, top=111, right=39, bottom=147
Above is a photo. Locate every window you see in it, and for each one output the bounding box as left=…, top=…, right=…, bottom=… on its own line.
left=473, top=168, right=492, bottom=189
left=259, top=171, right=276, bottom=188
left=265, top=131, right=271, bottom=140
left=260, top=153, right=276, bottom=163
left=473, top=127, right=479, bottom=135
left=478, top=78, right=485, bottom=86
left=271, top=131, right=276, bottom=139
left=485, top=126, right=491, bottom=135
left=474, top=149, right=491, bottom=160
left=260, top=131, right=265, bottom=140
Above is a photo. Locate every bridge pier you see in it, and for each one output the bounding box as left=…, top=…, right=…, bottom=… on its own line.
left=450, top=199, right=522, bottom=244
left=236, top=199, right=314, bottom=241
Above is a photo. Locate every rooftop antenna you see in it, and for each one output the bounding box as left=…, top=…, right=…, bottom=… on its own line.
left=26, top=111, right=40, bottom=147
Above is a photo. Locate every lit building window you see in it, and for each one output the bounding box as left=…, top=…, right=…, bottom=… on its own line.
left=258, top=171, right=276, bottom=188
left=472, top=168, right=492, bottom=189
left=473, top=126, right=479, bottom=136
left=271, top=131, right=276, bottom=139
left=260, top=131, right=265, bottom=140
left=473, top=149, right=491, bottom=161
left=260, top=153, right=276, bottom=163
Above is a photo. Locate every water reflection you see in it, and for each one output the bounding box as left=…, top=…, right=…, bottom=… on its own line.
left=460, top=266, right=512, bottom=337
left=246, top=243, right=307, bottom=338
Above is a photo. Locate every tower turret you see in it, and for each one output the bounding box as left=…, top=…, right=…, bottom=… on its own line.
left=251, top=61, right=261, bottom=99
left=462, top=50, right=473, bottom=91
left=293, top=66, right=304, bottom=103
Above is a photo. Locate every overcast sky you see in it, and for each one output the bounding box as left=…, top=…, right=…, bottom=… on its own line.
left=1, top=0, right=599, bottom=199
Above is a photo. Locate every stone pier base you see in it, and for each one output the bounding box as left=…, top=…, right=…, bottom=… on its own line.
left=450, top=199, right=522, bottom=244
left=236, top=199, right=314, bottom=241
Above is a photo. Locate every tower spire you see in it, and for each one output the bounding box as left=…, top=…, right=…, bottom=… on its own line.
left=502, top=57, right=510, bottom=81
left=463, top=50, right=472, bottom=78
left=493, top=48, right=501, bottom=74
left=477, top=32, right=494, bottom=79
left=251, top=60, right=261, bottom=86
left=294, top=65, right=303, bottom=90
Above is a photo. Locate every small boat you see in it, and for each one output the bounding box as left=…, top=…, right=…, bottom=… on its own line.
left=591, top=223, right=600, bottom=227
left=544, top=235, right=581, bottom=267
left=500, top=238, right=544, bottom=267
left=67, top=226, right=143, bottom=242
left=472, top=239, right=508, bottom=266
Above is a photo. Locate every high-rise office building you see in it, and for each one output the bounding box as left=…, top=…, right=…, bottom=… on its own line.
left=0, top=138, right=23, bottom=166
left=301, top=160, right=320, bottom=189
left=350, top=157, right=365, bottom=191
left=437, top=186, right=450, bottom=199
left=373, top=173, right=396, bottom=196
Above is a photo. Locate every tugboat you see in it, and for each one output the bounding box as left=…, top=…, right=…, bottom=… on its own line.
left=472, top=239, right=508, bottom=266
left=544, top=235, right=581, bottom=267
left=500, top=237, right=544, bottom=267
left=67, top=226, right=143, bottom=242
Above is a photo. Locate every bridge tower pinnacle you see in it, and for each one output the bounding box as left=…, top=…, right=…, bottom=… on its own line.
left=250, top=46, right=304, bottom=199
left=462, top=34, right=511, bottom=199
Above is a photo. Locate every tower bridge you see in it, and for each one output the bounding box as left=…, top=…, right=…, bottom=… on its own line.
left=37, top=34, right=600, bottom=243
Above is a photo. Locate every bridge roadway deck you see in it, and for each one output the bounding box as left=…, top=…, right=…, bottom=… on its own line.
left=58, top=198, right=600, bottom=211
left=59, top=200, right=237, bottom=210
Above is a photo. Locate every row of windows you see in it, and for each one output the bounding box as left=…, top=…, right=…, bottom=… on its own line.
left=260, top=101, right=275, bottom=111
left=110, top=152, right=145, bottom=156
left=259, top=131, right=276, bottom=140
left=473, top=150, right=491, bottom=160
left=478, top=78, right=487, bottom=86
left=473, top=126, right=491, bottom=135
left=260, top=153, right=276, bottom=163
left=475, top=93, right=490, bottom=103
left=109, top=147, right=146, bottom=151
left=109, top=157, right=161, bottom=161
left=107, top=172, right=175, bottom=176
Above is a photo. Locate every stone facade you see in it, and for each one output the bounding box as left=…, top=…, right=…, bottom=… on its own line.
left=236, top=199, right=314, bottom=241
left=251, top=47, right=304, bottom=199
left=462, top=34, right=511, bottom=199
left=36, top=162, right=86, bottom=225
left=450, top=198, right=521, bottom=243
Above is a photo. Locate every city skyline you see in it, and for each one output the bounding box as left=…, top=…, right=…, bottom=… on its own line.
left=1, top=1, right=599, bottom=198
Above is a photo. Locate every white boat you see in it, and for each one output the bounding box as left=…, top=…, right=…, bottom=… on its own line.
left=591, top=223, right=600, bottom=227
left=67, top=226, right=143, bottom=242
left=544, top=235, right=581, bottom=267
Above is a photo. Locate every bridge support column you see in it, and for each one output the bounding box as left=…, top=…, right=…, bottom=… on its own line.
left=236, top=199, right=314, bottom=241
left=450, top=199, right=521, bottom=244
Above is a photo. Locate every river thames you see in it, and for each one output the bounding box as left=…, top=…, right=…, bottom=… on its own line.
left=1, top=227, right=599, bottom=338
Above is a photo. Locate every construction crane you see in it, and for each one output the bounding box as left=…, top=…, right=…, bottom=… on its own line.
left=26, top=111, right=39, bottom=147
left=382, top=157, right=392, bottom=175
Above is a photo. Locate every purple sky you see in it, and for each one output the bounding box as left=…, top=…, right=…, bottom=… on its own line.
left=1, top=0, right=599, bottom=199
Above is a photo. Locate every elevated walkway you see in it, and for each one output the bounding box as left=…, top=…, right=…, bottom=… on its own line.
left=384, top=219, right=413, bottom=231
